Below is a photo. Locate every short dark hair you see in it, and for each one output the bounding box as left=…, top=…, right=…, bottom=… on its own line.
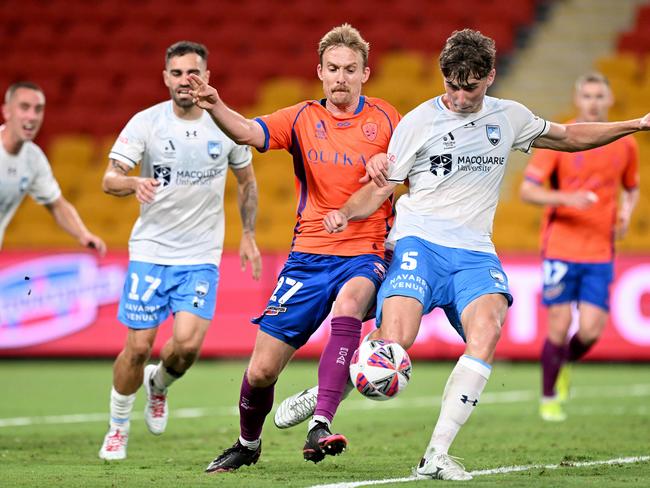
left=439, top=29, right=496, bottom=85
left=4, top=81, right=44, bottom=103
left=165, top=41, right=209, bottom=65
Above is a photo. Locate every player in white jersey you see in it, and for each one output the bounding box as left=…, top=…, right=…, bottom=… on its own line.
left=320, top=29, right=650, bottom=480
left=98, top=41, right=261, bottom=461
left=0, top=81, right=106, bottom=254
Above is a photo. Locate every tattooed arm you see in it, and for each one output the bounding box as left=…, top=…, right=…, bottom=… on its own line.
left=102, top=159, right=159, bottom=203
left=232, top=164, right=262, bottom=280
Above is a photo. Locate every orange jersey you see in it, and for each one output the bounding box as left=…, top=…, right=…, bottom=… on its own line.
left=524, top=132, right=639, bottom=262
left=255, top=96, right=401, bottom=257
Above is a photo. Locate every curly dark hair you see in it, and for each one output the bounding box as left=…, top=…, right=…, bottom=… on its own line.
left=439, top=29, right=496, bottom=85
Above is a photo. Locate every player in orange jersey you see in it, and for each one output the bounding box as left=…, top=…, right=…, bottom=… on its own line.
left=189, top=24, right=400, bottom=472
left=520, top=73, right=639, bottom=422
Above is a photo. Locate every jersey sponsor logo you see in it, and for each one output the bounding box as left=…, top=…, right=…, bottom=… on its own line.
left=305, top=149, right=366, bottom=168
left=442, top=132, right=456, bottom=149
left=457, top=155, right=505, bottom=173
left=543, top=283, right=565, bottom=300
left=263, top=305, right=288, bottom=316
left=315, top=120, right=327, bottom=139
left=486, top=125, right=501, bottom=146
left=207, top=141, right=222, bottom=160
left=175, top=167, right=226, bottom=185
left=429, top=154, right=453, bottom=176
left=373, top=261, right=387, bottom=280
left=153, top=164, right=172, bottom=187
left=362, top=122, right=378, bottom=141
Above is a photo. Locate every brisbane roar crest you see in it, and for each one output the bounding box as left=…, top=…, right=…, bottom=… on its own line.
left=362, top=122, right=378, bottom=141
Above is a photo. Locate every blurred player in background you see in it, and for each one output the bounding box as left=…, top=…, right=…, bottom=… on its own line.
left=189, top=24, right=400, bottom=472
left=320, top=30, right=649, bottom=480
left=98, top=41, right=261, bottom=461
left=520, top=72, right=639, bottom=422
left=0, top=81, right=106, bottom=255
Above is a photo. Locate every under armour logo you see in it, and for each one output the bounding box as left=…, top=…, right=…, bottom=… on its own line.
left=460, top=394, right=478, bottom=406
left=186, top=130, right=197, bottom=138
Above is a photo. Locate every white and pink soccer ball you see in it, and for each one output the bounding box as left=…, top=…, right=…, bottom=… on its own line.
left=349, top=339, right=412, bottom=401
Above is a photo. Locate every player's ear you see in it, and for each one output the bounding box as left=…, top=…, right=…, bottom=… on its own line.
left=361, top=66, right=370, bottom=84
left=486, top=69, right=496, bottom=87
left=1, top=103, right=8, bottom=121
left=317, top=64, right=323, bottom=81
left=162, top=69, right=171, bottom=88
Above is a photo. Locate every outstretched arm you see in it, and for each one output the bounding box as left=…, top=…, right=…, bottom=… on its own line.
left=45, top=196, right=107, bottom=256
left=534, top=113, right=650, bottom=152
left=188, top=74, right=265, bottom=149
left=232, top=164, right=262, bottom=280
left=519, top=179, right=597, bottom=210
left=323, top=181, right=396, bottom=234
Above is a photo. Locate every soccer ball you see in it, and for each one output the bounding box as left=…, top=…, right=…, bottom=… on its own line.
left=349, top=339, right=412, bottom=401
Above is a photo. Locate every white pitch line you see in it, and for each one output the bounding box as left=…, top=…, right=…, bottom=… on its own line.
left=0, top=406, right=238, bottom=428
left=1, top=383, right=649, bottom=428
left=308, top=455, right=650, bottom=488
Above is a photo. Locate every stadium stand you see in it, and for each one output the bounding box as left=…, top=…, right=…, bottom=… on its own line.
left=2, top=0, right=649, bottom=253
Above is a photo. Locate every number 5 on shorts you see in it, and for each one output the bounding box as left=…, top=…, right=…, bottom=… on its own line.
left=400, top=251, right=419, bottom=271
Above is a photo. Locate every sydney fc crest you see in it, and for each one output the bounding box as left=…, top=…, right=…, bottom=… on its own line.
left=208, top=141, right=222, bottom=160
left=486, top=125, right=501, bottom=146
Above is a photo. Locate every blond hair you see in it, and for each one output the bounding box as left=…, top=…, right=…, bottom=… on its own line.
left=575, top=72, right=610, bottom=92
left=318, top=23, right=369, bottom=67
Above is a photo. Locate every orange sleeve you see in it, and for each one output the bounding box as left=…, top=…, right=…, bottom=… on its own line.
left=524, top=148, right=560, bottom=185
left=254, top=102, right=305, bottom=152
left=622, top=136, right=640, bottom=190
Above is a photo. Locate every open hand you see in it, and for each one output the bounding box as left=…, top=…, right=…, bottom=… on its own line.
left=188, top=74, right=219, bottom=110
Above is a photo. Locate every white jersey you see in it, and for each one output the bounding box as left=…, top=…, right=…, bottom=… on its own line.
left=109, top=101, right=252, bottom=266
left=0, top=128, right=61, bottom=247
left=386, top=95, right=549, bottom=254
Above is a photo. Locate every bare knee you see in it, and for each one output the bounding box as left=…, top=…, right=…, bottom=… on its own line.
left=465, top=320, right=501, bottom=362
left=333, top=295, right=367, bottom=319
left=123, top=341, right=152, bottom=366
left=246, top=363, right=280, bottom=388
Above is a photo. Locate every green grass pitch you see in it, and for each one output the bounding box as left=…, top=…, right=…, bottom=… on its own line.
left=1, top=360, right=649, bottom=487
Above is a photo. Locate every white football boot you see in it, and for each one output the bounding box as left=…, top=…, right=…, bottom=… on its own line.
left=98, top=426, right=129, bottom=460
left=274, top=386, right=318, bottom=429
left=143, top=364, right=168, bottom=435
left=415, top=452, right=473, bottom=481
